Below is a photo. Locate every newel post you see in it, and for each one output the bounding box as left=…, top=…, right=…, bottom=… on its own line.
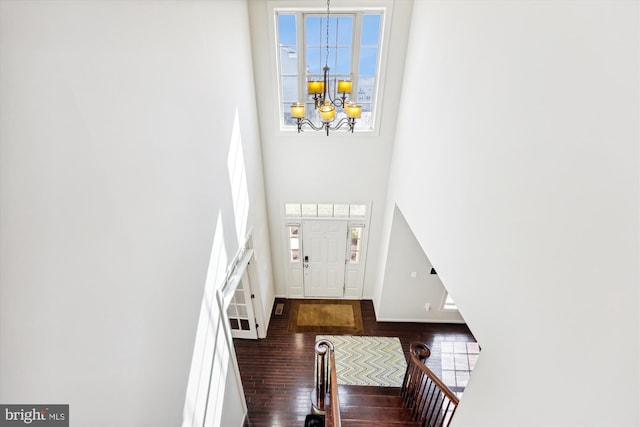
left=312, top=339, right=334, bottom=414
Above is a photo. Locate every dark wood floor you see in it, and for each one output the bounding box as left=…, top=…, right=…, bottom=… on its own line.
left=233, top=298, right=476, bottom=427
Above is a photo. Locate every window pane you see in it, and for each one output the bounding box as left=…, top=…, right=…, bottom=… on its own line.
left=301, top=204, right=317, bottom=216
left=349, top=226, right=363, bottom=264
left=305, top=16, right=322, bottom=46
left=280, top=47, right=298, bottom=75
left=351, top=227, right=361, bottom=240
left=359, top=47, right=378, bottom=75
left=337, top=16, right=353, bottom=46
left=357, top=76, right=374, bottom=103
left=334, top=204, right=349, bottom=217
left=361, top=14, right=381, bottom=46
left=326, top=17, right=337, bottom=46
left=318, top=204, right=333, bottom=217
left=282, top=76, right=298, bottom=102
left=290, top=238, right=299, bottom=250
left=285, top=203, right=301, bottom=216
left=350, top=204, right=367, bottom=218
left=288, top=225, right=300, bottom=262
left=336, top=48, right=351, bottom=74
left=278, top=14, right=297, bottom=46
left=306, top=47, right=323, bottom=74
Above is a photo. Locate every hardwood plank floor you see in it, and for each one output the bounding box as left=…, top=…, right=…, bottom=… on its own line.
left=234, top=298, right=476, bottom=427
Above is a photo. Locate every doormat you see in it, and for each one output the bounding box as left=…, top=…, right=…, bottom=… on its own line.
left=316, top=336, right=407, bottom=387
left=288, top=299, right=363, bottom=334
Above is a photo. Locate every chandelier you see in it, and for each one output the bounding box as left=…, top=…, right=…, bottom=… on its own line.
left=290, top=0, right=362, bottom=136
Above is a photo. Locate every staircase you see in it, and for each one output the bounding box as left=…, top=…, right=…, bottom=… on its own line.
left=338, top=385, right=420, bottom=426
left=312, top=341, right=459, bottom=427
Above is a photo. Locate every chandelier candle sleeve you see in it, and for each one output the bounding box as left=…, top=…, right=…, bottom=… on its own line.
left=345, top=103, right=362, bottom=118
left=308, top=81, right=324, bottom=94
left=290, top=103, right=306, bottom=119
left=319, top=102, right=336, bottom=122
left=337, top=80, right=352, bottom=94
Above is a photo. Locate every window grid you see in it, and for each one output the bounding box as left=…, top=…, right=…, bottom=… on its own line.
left=349, top=226, right=363, bottom=264
left=276, top=10, right=382, bottom=131
left=284, top=203, right=367, bottom=219
left=288, top=225, right=300, bottom=262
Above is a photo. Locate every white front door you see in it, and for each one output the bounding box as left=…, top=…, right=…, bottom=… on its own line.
left=303, top=220, right=348, bottom=298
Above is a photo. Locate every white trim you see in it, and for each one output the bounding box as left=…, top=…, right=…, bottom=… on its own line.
left=215, top=289, right=248, bottom=424
left=221, top=249, right=254, bottom=308
left=375, top=316, right=467, bottom=324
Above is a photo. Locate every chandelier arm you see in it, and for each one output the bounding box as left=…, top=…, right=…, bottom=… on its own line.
left=327, top=117, right=356, bottom=133
left=295, top=117, right=325, bottom=133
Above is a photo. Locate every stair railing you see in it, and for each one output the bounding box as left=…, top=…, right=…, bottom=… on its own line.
left=401, top=342, right=459, bottom=427
left=313, top=339, right=341, bottom=427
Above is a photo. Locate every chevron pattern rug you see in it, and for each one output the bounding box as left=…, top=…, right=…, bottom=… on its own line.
left=316, top=336, right=407, bottom=387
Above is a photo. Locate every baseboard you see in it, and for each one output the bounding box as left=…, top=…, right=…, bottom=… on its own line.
left=375, top=316, right=466, bottom=324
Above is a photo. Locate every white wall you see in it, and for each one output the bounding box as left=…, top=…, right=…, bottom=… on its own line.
left=379, top=1, right=639, bottom=425
left=378, top=205, right=464, bottom=323
left=248, top=0, right=413, bottom=299
left=0, top=1, right=273, bottom=426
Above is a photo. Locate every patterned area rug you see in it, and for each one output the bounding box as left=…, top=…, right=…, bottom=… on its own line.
left=316, top=335, right=407, bottom=387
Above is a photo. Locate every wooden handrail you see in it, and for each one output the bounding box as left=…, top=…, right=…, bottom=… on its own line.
left=313, top=339, right=341, bottom=427
left=328, top=348, right=341, bottom=427
left=401, top=342, right=459, bottom=427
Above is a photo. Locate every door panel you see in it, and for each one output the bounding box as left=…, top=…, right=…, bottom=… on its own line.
left=303, top=220, right=347, bottom=297
left=223, top=250, right=258, bottom=339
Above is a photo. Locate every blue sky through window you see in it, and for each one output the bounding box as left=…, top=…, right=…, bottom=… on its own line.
left=277, top=10, right=382, bottom=130
left=277, top=13, right=379, bottom=77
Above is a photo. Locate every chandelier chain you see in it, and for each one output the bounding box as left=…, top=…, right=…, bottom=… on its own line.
left=325, top=0, right=330, bottom=68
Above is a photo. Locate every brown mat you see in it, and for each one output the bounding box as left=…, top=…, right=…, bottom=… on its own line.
left=288, top=299, right=363, bottom=334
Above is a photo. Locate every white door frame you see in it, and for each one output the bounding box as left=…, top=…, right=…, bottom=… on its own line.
left=222, top=249, right=258, bottom=339
left=282, top=202, right=371, bottom=299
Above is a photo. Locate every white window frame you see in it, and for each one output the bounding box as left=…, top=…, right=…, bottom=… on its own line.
left=267, top=0, right=394, bottom=137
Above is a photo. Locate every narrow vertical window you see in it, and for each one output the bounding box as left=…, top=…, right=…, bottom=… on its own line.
left=349, top=226, right=363, bottom=263
left=277, top=14, right=298, bottom=126
left=356, top=14, right=381, bottom=129
left=288, top=225, right=300, bottom=262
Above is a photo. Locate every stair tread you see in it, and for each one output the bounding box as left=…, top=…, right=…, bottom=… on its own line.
left=340, top=393, right=404, bottom=407
left=335, top=384, right=416, bottom=425
left=338, top=385, right=402, bottom=396
left=341, top=405, right=414, bottom=418
left=342, top=421, right=421, bottom=427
